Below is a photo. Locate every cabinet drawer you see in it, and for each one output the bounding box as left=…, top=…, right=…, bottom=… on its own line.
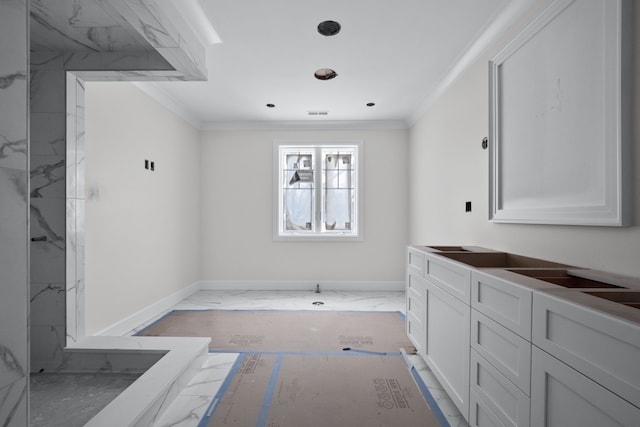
left=532, top=291, right=640, bottom=407
left=531, top=346, right=640, bottom=427
left=408, top=247, right=426, bottom=276
left=425, top=253, right=471, bottom=303
left=470, top=350, right=530, bottom=427
left=471, top=309, right=531, bottom=395
left=471, top=270, right=532, bottom=339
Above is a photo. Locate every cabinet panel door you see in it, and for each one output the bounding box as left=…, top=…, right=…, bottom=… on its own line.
left=424, top=279, right=470, bottom=420
left=531, top=346, right=640, bottom=427
left=471, top=270, right=532, bottom=339
left=425, top=253, right=471, bottom=303
left=471, top=309, right=531, bottom=395
left=470, top=350, right=530, bottom=427
left=532, top=291, right=640, bottom=407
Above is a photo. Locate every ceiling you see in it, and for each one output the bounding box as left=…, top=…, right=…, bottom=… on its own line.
left=146, top=0, right=537, bottom=129
left=30, top=0, right=536, bottom=129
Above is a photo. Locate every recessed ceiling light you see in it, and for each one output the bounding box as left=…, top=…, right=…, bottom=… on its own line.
left=366, top=102, right=375, bottom=107
left=317, top=20, right=341, bottom=36
left=266, top=103, right=275, bottom=108
left=315, top=68, right=338, bottom=80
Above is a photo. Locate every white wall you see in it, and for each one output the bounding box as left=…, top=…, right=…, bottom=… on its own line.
left=409, top=1, right=640, bottom=277
left=200, top=129, right=409, bottom=285
left=85, top=82, right=201, bottom=335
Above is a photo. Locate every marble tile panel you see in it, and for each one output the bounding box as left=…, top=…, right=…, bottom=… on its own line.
left=152, top=394, right=211, bottom=427
left=30, top=197, right=66, bottom=284
left=30, top=325, right=66, bottom=373
left=65, top=198, right=81, bottom=281
left=117, top=0, right=180, bottom=49
left=0, top=84, right=27, bottom=171
left=147, top=353, right=238, bottom=427
left=75, top=70, right=187, bottom=82
left=178, top=353, right=238, bottom=397
left=154, top=47, right=206, bottom=80
left=0, top=37, right=27, bottom=171
left=0, top=0, right=27, bottom=50
left=30, top=282, right=66, bottom=327
left=30, top=112, right=66, bottom=156
left=30, top=154, right=65, bottom=198
left=63, top=51, right=172, bottom=72
left=30, top=0, right=101, bottom=52
left=0, top=169, right=28, bottom=384
left=134, top=377, right=182, bottom=427
left=0, top=377, right=27, bottom=427
left=59, top=351, right=163, bottom=374
left=66, top=285, right=78, bottom=345
left=78, top=26, right=155, bottom=52
left=30, top=51, right=65, bottom=71
left=30, top=68, right=67, bottom=114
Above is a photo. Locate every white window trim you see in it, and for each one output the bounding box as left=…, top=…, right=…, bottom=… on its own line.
left=273, top=140, right=364, bottom=242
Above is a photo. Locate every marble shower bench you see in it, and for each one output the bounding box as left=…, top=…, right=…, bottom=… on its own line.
left=62, top=336, right=210, bottom=427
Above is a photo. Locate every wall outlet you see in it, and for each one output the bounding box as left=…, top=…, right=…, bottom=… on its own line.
left=465, top=201, right=472, bottom=212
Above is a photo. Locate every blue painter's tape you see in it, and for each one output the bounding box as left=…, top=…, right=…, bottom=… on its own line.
left=411, top=366, right=450, bottom=427
left=256, top=354, right=283, bottom=427
left=197, top=353, right=246, bottom=427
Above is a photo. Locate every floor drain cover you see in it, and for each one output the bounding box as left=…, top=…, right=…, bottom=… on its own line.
left=312, top=301, right=325, bottom=306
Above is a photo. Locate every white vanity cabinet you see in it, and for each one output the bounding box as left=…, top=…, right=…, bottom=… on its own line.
left=406, top=245, right=640, bottom=427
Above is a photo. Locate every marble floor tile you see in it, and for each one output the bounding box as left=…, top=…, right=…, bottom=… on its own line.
left=139, top=290, right=465, bottom=427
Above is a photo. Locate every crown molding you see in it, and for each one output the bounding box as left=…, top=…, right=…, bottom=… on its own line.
left=407, top=0, right=536, bottom=127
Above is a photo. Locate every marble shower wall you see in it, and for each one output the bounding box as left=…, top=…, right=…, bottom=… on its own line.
left=30, top=53, right=68, bottom=372
left=29, top=0, right=207, bottom=373
left=0, top=1, right=29, bottom=425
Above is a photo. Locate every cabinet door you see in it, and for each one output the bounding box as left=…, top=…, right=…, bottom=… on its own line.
left=531, top=346, right=640, bottom=427
left=470, top=349, right=530, bottom=427
left=424, top=279, right=470, bottom=420
left=406, top=272, right=427, bottom=355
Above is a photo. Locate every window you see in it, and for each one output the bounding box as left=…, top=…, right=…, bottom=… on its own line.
left=274, top=141, right=363, bottom=240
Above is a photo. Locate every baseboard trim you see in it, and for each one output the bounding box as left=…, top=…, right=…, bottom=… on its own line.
left=198, top=280, right=405, bottom=292
left=94, top=281, right=202, bottom=336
